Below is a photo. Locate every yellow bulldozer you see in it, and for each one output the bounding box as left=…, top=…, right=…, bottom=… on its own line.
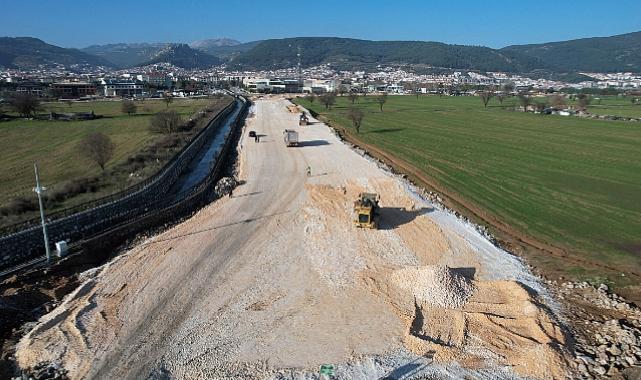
left=353, top=193, right=380, bottom=229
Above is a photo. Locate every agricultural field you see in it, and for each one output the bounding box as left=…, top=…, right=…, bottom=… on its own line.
left=0, top=97, right=230, bottom=227
left=584, top=95, right=641, bottom=118
left=295, top=94, right=641, bottom=291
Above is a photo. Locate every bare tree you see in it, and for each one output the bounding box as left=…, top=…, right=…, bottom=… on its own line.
left=347, top=93, right=358, bottom=104
left=81, top=132, right=115, bottom=171
left=535, top=101, right=548, bottom=114
left=518, top=93, right=531, bottom=112
left=319, top=92, right=336, bottom=109
left=163, top=92, right=174, bottom=108
left=577, top=94, right=591, bottom=110
left=550, top=94, right=566, bottom=108
left=347, top=107, right=364, bottom=133
left=502, top=82, right=515, bottom=95
left=496, top=93, right=505, bottom=104
left=479, top=91, right=493, bottom=108
left=307, top=92, right=316, bottom=105
left=10, top=93, right=40, bottom=117
left=376, top=94, right=387, bottom=111
left=406, top=82, right=419, bottom=99
left=150, top=110, right=182, bottom=134
left=121, top=99, right=137, bottom=116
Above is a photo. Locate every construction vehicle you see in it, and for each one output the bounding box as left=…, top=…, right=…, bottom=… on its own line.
left=283, top=129, right=299, bottom=147
left=299, top=113, right=309, bottom=126
left=353, top=193, right=380, bottom=229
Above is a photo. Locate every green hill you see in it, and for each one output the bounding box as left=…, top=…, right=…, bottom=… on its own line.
left=230, top=37, right=548, bottom=72
left=0, top=37, right=114, bottom=69
left=501, top=31, right=641, bottom=72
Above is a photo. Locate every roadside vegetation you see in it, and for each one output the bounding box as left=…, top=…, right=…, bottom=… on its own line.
left=295, top=94, right=641, bottom=293
left=0, top=96, right=231, bottom=227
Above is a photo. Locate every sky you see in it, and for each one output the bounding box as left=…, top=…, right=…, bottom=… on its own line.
left=2, top=0, right=641, bottom=48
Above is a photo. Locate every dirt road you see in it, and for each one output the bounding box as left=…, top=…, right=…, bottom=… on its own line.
left=15, top=97, right=571, bottom=379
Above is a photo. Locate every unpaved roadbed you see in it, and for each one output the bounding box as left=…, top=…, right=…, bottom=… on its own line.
left=15, top=98, right=582, bottom=379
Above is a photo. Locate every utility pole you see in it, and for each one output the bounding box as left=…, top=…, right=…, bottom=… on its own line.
left=33, top=163, right=51, bottom=263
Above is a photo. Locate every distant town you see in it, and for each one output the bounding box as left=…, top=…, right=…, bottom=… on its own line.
left=2, top=62, right=641, bottom=103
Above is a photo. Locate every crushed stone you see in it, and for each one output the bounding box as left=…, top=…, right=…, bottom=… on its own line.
left=390, top=265, right=475, bottom=309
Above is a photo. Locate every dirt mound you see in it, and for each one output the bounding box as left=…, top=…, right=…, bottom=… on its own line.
left=390, top=265, right=475, bottom=309
left=389, top=271, right=570, bottom=379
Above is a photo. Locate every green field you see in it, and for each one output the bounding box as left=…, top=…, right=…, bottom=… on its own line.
left=585, top=96, right=641, bottom=118
left=0, top=97, right=229, bottom=224
left=296, top=95, right=641, bottom=288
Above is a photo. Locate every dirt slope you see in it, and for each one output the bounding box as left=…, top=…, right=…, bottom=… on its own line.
left=15, top=98, right=571, bottom=379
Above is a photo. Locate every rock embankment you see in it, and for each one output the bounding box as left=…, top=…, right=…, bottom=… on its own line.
left=554, top=281, right=641, bottom=379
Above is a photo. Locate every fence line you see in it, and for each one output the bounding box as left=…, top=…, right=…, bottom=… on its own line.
left=0, top=97, right=248, bottom=271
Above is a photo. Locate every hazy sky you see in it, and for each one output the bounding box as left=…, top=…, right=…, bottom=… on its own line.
left=2, top=0, right=641, bottom=48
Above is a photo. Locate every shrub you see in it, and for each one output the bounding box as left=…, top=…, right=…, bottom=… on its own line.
left=0, top=197, right=39, bottom=216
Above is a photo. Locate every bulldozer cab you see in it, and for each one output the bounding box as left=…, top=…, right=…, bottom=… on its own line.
left=353, top=193, right=379, bottom=229
left=357, top=211, right=371, bottom=224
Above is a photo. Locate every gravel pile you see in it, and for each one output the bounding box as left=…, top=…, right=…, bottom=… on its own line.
left=18, top=361, right=68, bottom=380
left=391, top=265, right=475, bottom=309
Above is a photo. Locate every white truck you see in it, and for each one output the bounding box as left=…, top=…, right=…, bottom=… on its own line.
left=283, top=129, right=299, bottom=147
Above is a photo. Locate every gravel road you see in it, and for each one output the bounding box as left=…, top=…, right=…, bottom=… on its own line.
left=15, top=97, right=571, bottom=379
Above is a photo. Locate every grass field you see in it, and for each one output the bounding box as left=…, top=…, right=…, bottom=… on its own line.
left=584, top=96, right=641, bottom=118
left=479, top=95, right=641, bottom=118
left=0, top=97, right=228, bottom=223
left=295, top=95, right=641, bottom=289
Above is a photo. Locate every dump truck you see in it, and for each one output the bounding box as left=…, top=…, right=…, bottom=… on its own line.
left=299, top=113, right=309, bottom=126
left=283, top=129, right=299, bottom=147
left=353, top=192, right=380, bottom=229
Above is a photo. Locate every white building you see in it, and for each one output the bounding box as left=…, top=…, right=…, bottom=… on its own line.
left=101, top=79, right=144, bottom=97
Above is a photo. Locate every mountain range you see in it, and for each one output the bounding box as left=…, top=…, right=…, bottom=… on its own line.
left=502, top=31, right=641, bottom=73
left=1, top=32, right=640, bottom=74
left=229, top=37, right=548, bottom=72
left=0, top=37, right=113, bottom=69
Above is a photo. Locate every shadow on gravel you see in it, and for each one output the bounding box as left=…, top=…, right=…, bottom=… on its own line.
left=139, top=210, right=292, bottom=247
left=231, top=191, right=262, bottom=198
left=378, top=207, right=433, bottom=230
left=451, top=267, right=476, bottom=280
left=380, top=354, right=433, bottom=380
left=298, top=140, right=330, bottom=147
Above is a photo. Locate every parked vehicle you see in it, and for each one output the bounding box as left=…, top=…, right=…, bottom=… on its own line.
left=299, top=113, right=309, bottom=126
left=283, top=129, right=299, bottom=147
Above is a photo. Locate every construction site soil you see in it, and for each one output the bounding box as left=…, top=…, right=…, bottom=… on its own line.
left=2, top=97, right=640, bottom=379
left=312, top=110, right=641, bottom=306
